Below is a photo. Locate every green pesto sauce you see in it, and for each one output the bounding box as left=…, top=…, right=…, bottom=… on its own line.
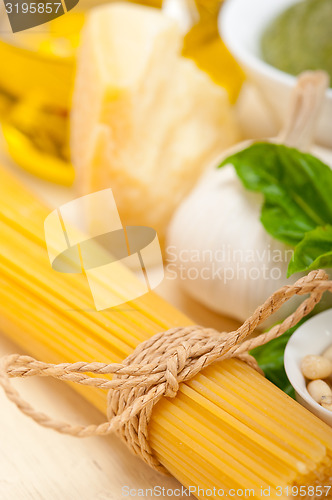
left=261, top=0, right=332, bottom=85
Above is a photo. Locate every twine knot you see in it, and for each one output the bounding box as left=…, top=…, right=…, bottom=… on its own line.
left=0, top=269, right=331, bottom=473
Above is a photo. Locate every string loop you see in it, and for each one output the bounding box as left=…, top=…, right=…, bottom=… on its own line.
left=0, top=269, right=329, bottom=473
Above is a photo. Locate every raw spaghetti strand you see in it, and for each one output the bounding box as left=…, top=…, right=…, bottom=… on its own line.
left=0, top=269, right=329, bottom=474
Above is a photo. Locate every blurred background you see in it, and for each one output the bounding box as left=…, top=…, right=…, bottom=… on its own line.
left=0, top=0, right=244, bottom=186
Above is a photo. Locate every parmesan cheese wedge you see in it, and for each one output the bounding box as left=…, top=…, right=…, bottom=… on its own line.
left=71, top=3, right=239, bottom=241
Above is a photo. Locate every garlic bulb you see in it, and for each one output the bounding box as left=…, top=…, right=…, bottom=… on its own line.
left=167, top=72, right=331, bottom=324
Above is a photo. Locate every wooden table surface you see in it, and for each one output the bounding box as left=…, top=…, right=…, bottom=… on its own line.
left=0, top=138, right=241, bottom=500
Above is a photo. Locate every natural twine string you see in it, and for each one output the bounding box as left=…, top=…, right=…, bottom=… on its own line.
left=0, top=269, right=331, bottom=473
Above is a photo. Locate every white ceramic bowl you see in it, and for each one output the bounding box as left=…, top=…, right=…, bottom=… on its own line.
left=219, top=0, right=332, bottom=148
left=284, top=309, right=332, bottom=427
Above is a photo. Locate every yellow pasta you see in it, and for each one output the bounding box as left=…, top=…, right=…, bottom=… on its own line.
left=0, top=165, right=332, bottom=499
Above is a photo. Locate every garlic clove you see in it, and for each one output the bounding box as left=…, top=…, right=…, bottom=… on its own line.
left=311, top=145, right=332, bottom=168
left=167, top=72, right=331, bottom=324
left=166, top=164, right=301, bottom=325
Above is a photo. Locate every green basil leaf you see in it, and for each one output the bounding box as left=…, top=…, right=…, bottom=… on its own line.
left=219, top=143, right=332, bottom=246
left=250, top=318, right=310, bottom=399
left=250, top=325, right=295, bottom=398
left=288, top=225, right=332, bottom=276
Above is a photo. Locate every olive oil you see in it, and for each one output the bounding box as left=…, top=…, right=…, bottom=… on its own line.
left=0, top=0, right=242, bottom=184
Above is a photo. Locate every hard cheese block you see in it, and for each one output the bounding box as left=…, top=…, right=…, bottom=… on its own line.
left=70, top=3, right=239, bottom=241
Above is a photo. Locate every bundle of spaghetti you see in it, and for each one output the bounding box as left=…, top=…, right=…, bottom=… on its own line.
left=0, top=165, right=332, bottom=499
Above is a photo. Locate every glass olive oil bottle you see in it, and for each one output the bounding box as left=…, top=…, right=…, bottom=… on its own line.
left=0, top=0, right=243, bottom=184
